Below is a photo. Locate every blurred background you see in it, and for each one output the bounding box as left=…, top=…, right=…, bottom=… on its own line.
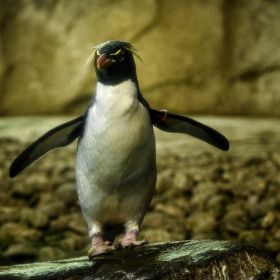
left=0, top=0, right=280, bottom=267
left=1, top=0, right=280, bottom=116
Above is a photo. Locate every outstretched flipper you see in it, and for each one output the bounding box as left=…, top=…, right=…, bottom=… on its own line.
left=150, top=109, right=229, bottom=151
left=9, top=115, right=84, bottom=178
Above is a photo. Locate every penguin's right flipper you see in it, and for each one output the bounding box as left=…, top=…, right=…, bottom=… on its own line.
left=150, top=109, right=229, bottom=151
left=9, top=115, right=84, bottom=178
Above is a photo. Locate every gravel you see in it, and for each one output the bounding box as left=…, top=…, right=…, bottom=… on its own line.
left=0, top=117, right=280, bottom=265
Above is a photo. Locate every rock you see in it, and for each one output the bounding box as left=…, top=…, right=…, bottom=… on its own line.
left=36, top=193, right=57, bottom=206
left=54, top=183, right=77, bottom=206
left=232, top=176, right=266, bottom=197
left=248, top=198, right=277, bottom=219
left=274, top=229, right=280, bottom=241
left=37, top=246, right=66, bottom=262
left=20, top=208, right=49, bottom=229
left=58, top=232, right=88, bottom=252
left=141, top=212, right=186, bottom=243
left=141, top=212, right=169, bottom=229
left=276, top=253, right=280, bottom=263
left=264, top=241, right=280, bottom=253
left=205, top=194, right=229, bottom=217
left=50, top=213, right=87, bottom=235
left=10, top=183, right=35, bottom=199
left=271, top=152, right=280, bottom=168
left=0, top=240, right=279, bottom=279
left=3, top=244, right=37, bottom=259
left=155, top=203, right=185, bottom=218
left=190, top=182, right=219, bottom=210
left=58, top=238, right=77, bottom=252
left=238, top=230, right=267, bottom=251
left=68, top=220, right=88, bottom=235
left=0, top=207, right=19, bottom=224
left=2, top=1, right=280, bottom=117
left=172, top=172, right=192, bottom=192
left=222, top=0, right=280, bottom=116
left=0, top=223, right=43, bottom=247
left=221, top=208, right=249, bottom=235
left=139, top=229, right=173, bottom=243
left=185, top=212, right=217, bottom=236
left=14, top=229, right=43, bottom=245
left=0, top=1, right=222, bottom=116
left=155, top=170, right=173, bottom=194
left=261, top=211, right=275, bottom=229
left=39, top=201, right=67, bottom=219
left=191, top=232, right=218, bottom=240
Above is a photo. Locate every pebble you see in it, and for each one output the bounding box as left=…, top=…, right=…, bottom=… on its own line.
left=238, top=230, right=267, bottom=251
left=273, top=229, right=280, bottom=241
left=142, top=212, right=174, bottom=229
left=277, top=253, right=280, bottom=263
left=206, top=194, right=229, bottom=217
left=20, top=208, right=49, bottom=229
left=190, top=182, right=219, bottom=210
left=185, top=212, right=217, bottom=234
left=139, top=229, right=173, bottom=243
left=1, top=137, right=280, bottom=264
left=10, top=183, right=35, bottom=199
left=50, top=213, right=87, bottom=234
left=39, top=201, right=67, bottom=219
left=248, top=198, right=277, bottom=219
left=55, top=183, right=78, bottom=206
left=155, top=170, right=173, bottom=194
left=264, top=241, right=280, bottom=253
left=0, top=223, right=42, bottom=246
left=37, top=246, right=66, bottom=262
left=261, top=211, right=275, bottom=229
left=3, top=244, right=38, bottom=258
left=172, top=173, right=192, bottom=192
left=0, top=206, right=19, bottom=223
left=155, top=203, right=185, bottom=218
left=221, top=210, right=249, bottom=234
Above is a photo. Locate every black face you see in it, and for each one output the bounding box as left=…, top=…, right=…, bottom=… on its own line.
left=94, top=40, right=138, bottom=86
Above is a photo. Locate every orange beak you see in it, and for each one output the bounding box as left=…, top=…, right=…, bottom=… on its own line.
left=97, top=54, right=112, bottom=70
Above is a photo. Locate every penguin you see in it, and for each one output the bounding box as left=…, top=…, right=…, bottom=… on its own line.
left=9, top=40, right=229, bottom=257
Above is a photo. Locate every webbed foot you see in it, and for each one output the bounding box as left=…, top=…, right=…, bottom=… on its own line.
left=88, top=236, right=115, bottom=258
left=118, top=230, right=148, bottom=249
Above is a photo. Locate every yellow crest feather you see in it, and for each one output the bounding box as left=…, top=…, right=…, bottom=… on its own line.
left=84, top=48, right=97, bottom=68
left=124, top=45, right=144, bottom=64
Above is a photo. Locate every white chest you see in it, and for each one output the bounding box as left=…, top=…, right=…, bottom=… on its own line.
left=77, top=80, right=155, bottom=184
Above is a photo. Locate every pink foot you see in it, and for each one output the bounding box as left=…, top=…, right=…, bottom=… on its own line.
left=119, top=230, right=149, bottom=249
left=88, top=235, right=115, bottom=258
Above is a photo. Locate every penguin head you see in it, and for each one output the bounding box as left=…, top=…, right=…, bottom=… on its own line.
left=88, top=41, right=141, bottom=86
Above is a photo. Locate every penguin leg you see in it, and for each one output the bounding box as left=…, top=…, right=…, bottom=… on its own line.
left=118, top=223, right=148, bottom=248
left=88, top=233, right=115, bottom=257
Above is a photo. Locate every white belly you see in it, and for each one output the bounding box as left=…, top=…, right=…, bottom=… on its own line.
left=76, top=80, right=156, bottom=231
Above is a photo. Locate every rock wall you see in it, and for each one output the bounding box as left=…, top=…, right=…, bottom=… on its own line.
left=0, top=0, right=280, bottom=116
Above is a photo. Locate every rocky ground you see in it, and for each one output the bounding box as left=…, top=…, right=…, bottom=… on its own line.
left=0, top=116, right=280, bottom=265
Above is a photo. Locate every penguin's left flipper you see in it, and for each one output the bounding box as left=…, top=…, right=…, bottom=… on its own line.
left=150, top=109, right=229, bottom=151
left=9, top=115, right=84, bottom=178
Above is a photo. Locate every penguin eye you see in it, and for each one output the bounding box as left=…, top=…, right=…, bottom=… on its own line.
left=110, top=49, right=125, bottom=62
left=117, top=52, right=125, bottom=62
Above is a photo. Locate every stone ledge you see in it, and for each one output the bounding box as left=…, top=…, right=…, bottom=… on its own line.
left=0, top=240, right=279, bottom=280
